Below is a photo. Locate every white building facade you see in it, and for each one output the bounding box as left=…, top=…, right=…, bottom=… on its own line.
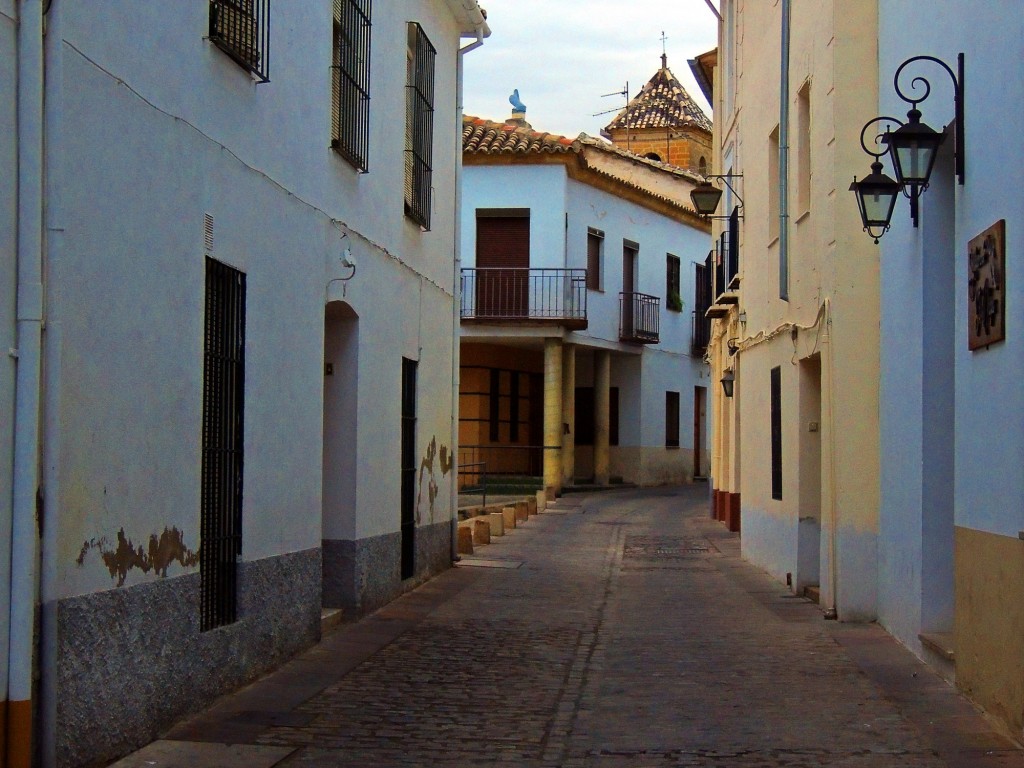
left=2, top=1, right=487, bottom=765
left=876, top=0, right=1024, bottom=738
left=459, top=116, right=712, bottom=493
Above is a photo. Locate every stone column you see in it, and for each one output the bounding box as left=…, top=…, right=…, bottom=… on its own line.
left=543, top=338, right=563, bottom=498
left=594, top=350, right=611, bottom=485
left=561, top=344, right=575, bottom=488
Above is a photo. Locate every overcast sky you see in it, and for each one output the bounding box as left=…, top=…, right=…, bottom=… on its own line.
left=462, top=0, right=719, bottom=140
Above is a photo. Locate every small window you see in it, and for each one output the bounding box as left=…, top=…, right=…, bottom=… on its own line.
left=405, top=22, right=436, bottom=229
left=666, top=254, right=681, bottom=311
left=645, top=152, right=662, bottom=162
left=796, top=82, right=811, bottom=215
left=698, top=156, right=708, bottom=176
left=768, top=125, right=780, bottom=242
left=209, top=0, right=270, bottom=82
left=587, top=227, right=604, bottom=291
left=771, top=366, right=782, bottom=500
left=665, top=391, right=680, bottom=448
left=332, top=0, right=372, bottom=171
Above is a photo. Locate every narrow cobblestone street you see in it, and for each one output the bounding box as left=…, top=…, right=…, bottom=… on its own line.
left=118, top=486, right=1024, bottom=767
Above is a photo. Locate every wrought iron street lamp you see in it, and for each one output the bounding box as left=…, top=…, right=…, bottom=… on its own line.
left=690, top=174, right=744, bottom=218
left=720, top=368, right=735, bottom=398
left=851, top=53, right=965, bottom=239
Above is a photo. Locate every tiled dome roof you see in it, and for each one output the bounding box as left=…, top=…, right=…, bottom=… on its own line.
left=604, top=63, right=713, bottom=134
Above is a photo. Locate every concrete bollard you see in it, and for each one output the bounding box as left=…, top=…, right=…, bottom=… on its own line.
left=515, top=501, right=529, bottom=522
left=527, top=497, right=537, bottom=516
left=472, top=518, right=491, bottom=545
left=457, top=525, right=474, bottom=555
left=535, top=490, right=546, bottom=513
left=487, top=512, right=505, bottom=537
left=502, top=506, right=517, bottom=530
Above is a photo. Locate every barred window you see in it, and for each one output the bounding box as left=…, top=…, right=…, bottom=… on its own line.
left=201, top=258, right=246, bottom=631
left=405, top=22, right=435, bottom=230
left=666, top=254, right=681, bottom=311
left=332, top=0, right=372, bottom=171
left=209, top=0, right=270, bottom=82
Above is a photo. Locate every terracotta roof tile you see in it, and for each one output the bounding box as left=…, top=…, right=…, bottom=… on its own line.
left=462, top=115, right=581, bottom=155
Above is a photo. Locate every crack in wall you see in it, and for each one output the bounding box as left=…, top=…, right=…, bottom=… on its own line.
left=76, top=527, right=199, bottom=587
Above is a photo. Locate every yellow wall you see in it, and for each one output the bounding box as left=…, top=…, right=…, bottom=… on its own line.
left=708, top=0, right=880, bottom=617
left=955, top=526, right=1024, bottom=736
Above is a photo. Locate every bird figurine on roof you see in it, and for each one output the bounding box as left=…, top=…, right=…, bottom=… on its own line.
left=509, top=89, right=527, bottom=113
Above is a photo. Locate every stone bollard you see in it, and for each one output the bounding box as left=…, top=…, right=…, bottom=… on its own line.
left=545, top=485, right=559, bottom=502
left=457, top=525, right=474, bottom=555
left=535, top=490, right=546, bottom=513
left=527, top=497, right=537, bottom=516
left=472, top=518, right=491, bottom=545
left=515, top=501, right=529, bottom=523
left=487, top=512, right=505, bottom=537
left=502, top=506, right=517, bottom=530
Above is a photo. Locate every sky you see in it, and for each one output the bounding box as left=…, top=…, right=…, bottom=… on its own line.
left=462, top=0, right=719, bottom=140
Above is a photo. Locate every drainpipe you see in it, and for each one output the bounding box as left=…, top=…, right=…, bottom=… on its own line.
left=8, top=0, right=45, bottom=765
left=778, top=0, right=791, bottom=301
left=450, top=28, right=485, bottom=561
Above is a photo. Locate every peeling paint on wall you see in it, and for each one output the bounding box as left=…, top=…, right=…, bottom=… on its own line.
left=76, top=527, right=199, bottom=587
left=417, top=437, right=452, bottom=522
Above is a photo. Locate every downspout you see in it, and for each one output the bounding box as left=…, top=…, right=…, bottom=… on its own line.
left=778, top=0, right=790, bottom=301
left=8, top=0, right=45, bottom=766
left=451, top=28, right=485, bottom=561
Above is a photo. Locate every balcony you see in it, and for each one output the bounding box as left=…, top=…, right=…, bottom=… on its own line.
left=460, top=268, right=587, bottom=329
left=619, top=292, right=660, bottom=344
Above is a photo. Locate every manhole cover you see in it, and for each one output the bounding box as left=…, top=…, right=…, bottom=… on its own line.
left=623, top=535, right=717, bottom=559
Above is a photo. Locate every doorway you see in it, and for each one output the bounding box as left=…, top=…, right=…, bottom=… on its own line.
left=797, top=356, right=821, bottom=594
left=401, top=357, right=418, bottom=580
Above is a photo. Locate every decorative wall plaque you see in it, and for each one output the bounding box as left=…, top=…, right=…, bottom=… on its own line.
left=967, top=219, right=1006, bottom=351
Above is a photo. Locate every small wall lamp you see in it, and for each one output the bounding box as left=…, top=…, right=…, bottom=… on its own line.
left=720, top=368, right=735, bottom=398
left=850, top=53, right=964, bottom=241
left=690, top=174, right=744, bottom=218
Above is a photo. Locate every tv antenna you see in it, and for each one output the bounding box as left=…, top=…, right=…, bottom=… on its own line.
left=593, top=82, right=629, bottom=117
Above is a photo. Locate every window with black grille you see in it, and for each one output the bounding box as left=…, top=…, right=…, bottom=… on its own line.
left=587, top=227, right=604, bottom=290
left=666, top=254, right=681, bottom=311
left=332, top=0, right=372, bottom=171
left=209, top=0, right=270, bottom=82
left=401, top=358, right=418, bottom=580
left=404, top=22, right=435, bottom=229
left=201, top=258, right=246, bottom=631
left=691, top=255, right=712, bottom=354
left=665, top=391, right=680, bottom=448
left=771, top=366, right=783, bottom=500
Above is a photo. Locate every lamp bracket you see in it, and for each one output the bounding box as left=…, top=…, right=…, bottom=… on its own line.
left=701, top=173, right=745, bottom=208
left=892, top=53, right=965, bottom=184
left=858, top=115, right=905, bottom=159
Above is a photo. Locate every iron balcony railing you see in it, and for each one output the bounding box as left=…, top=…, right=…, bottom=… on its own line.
left=461, top=268, right=587, bottom=327
left=458, top=445, right=556, bottom=491
left=619, top=292, right=660, bottom=344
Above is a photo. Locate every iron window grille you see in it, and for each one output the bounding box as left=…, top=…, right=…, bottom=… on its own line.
left=770, top=366, right=783, bottom=500
left=405, top=22, right=435, bottom=230
left=209, top=0, right=270, bottom=82
left=401, top=358, right=418, bottom=579
left=201, top=258, right=246, bottom=632
left=666, top=254, right=682, bottom=311
left=332, top=0, right=372, bottom=171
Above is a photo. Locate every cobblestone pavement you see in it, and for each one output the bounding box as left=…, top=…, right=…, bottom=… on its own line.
left=125, top=486, right=1024, bottom=767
